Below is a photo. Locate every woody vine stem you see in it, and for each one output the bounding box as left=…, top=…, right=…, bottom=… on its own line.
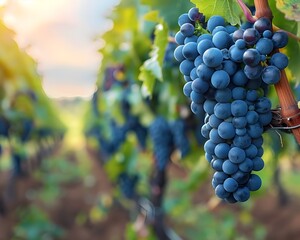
left=253, top=0, right=300, bottom=145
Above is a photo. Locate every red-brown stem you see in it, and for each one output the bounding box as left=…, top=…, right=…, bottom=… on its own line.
left=254, top=0, right=300, bottom=145
left=254, top=0, right=272, bottom=19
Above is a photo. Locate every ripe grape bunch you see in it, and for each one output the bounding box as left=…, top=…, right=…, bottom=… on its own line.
left=174, top=7, right=289, bottom=203
left=149, top=117, right=174, bottom=170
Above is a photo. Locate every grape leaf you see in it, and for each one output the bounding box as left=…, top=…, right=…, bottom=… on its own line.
left=138, top=20, right=169, bottom=96
left=276, top=0, right=300, bottom=21
left=191, top=0, right=242, bottom=25
left=141, top=0, right=192, bottom=29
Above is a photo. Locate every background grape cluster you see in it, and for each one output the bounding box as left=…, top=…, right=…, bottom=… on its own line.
left=174, top=7, right=289, bottom=203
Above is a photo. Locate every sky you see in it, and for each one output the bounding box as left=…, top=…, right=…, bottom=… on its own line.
left=2, top=0, right=119, bottom=98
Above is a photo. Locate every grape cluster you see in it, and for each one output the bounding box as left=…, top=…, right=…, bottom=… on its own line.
left=149, top=117, right=174, bottom=170
left=170, top=119, right=190, bottom=158
left=118, top=173, right=139, bottom=199
left=174, top=7, right=289, bottom=202
left=98, top=120, right=130, bottom=156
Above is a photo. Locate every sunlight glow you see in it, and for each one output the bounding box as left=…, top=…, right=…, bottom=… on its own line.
left=2, top=0, right=118, bottom=98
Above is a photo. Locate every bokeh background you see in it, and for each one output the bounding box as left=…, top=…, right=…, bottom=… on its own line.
left=0, top=0, right=300, bottom=240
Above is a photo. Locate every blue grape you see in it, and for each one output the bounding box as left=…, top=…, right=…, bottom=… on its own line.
left=228, top=147, right=246, bottom=163
left=222, top=60, right=238, bottom=76
left=232, top=171, right=250, bottom=185
left=191, top=102, right=204, bottom=116
left=184, top=35, right=198, bottom=44
left=203, top=100, right=217, bottom=115
left=190, top=68, right=198, bottom=80
left=174, top=45, right=185, bottom=62
left=175, top=31, right=185, bottom=45
left=191, top=91, right=205, bottom=104
left=223, top=178, right=238, bottom=192
left=233, top=187, right=250, bottom=202
left=245, top=144, right=258, bottom=158
left=201, top=123, right=211, bottom=139
left=178, top=13, right=192, bottom=26
left=208, top=114, right=223, bottom=128
left=182, top=42, right=198, bottom=60
left=232, top=117, right=247, bottom=128
left=211, top=159, right=224, bottom=171
left=239, top=158, right=254, bottom=172
left=247, top=123, right=264, bottom=138
left=253, top=17, right=272, bottom=33
left=252, top=157, right=264, bottom=171
left=212, top=31, right=232, bottom=49
left=222, top=160, right=239, bottom=175
left=255, top=97, right=271, bottom=113
left=203, top=48, right=223, bottom=67
left=213, top=171, right=229, bottom=184
left=232, top=70, right=248, bottom=86
left=246, top=90, right=258, bottom=102
left=180, top=23, right=195, bottom=37
left=211, top=70, right=230, bottom=89
left=214, top=103, right=231, bottom=119
left=272, top=31, right=288, bottom=48
left=229, top=45, right=246, bottom=63
left=183, top=81, right=192, bottom=97
left=232, top=87, right=246, bottom=100
left=256, top=38, right=273, bottom=55
left=215, top=88, right=232, bottom=103
left=194, top=55, right=203, bottom=66
left=212, top=26, right=227, bottom=35
left=231, top=100, right=248, bottom=117
left=263, top=30, right=273, bottom=38
left=197, top=39, right=214, bottom=55
left=259, top=111, right=273, bottom=126
left=192, top=78, right=210, bottom=94
left=196, top=64, right=214, bottom=81
left=232, top=29, right=244, bottom=42
left=235, top=128, right=247, bottom=136
left=197, top=34, right=212, bottom=43
left=204, top=140, right=217, bottom=155
left=207, top=15, right=225, bottom=33
left=243, top=28, right=260, bottom=45
left=188, top=7, right=203, bottom=21
left=218, top=122, right=235, bottom=139
left=209, top=128, right=225, bottom=143
left=179, top=60, right=194, bottom=75
left=215, top=184, right=230, bottom=199
left=247, top=174, right=262, bottom=191
left=243, top=49, right=261, bottom=67
left=262, top=66, right=281, bottom=84
left=235, top=39, right=246, bottom=49
left=270, top=53, right=288, bottom=70
left=214, top=142, right=230, bottom=158
left=244, top=64, right=263, bottom=79
left=246, top=111, right=259, bottom=124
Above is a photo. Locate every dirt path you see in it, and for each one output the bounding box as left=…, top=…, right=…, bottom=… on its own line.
left=1, top=145, right=300, bottom=240
left=0, top=146, right=129, bottom=240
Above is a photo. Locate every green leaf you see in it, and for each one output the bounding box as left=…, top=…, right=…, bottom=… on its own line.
left=276, top=0, right=300, bottom=21
left=141, top=0, right=193, bottom=29
left=138, top=20, right=169, bottom=96
left=191, top=0, right=241, bottom=25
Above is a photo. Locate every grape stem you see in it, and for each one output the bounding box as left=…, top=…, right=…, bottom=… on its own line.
left=254, top=0, right=300, bottom=145
left=236, top=0, right=257, bottom=23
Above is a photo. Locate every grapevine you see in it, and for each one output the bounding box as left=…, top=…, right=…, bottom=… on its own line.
left=174, top=5, right=295, bottom=203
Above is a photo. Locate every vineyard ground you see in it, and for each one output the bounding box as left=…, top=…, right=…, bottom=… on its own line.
left=0, top=145, right=299, bottom=240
